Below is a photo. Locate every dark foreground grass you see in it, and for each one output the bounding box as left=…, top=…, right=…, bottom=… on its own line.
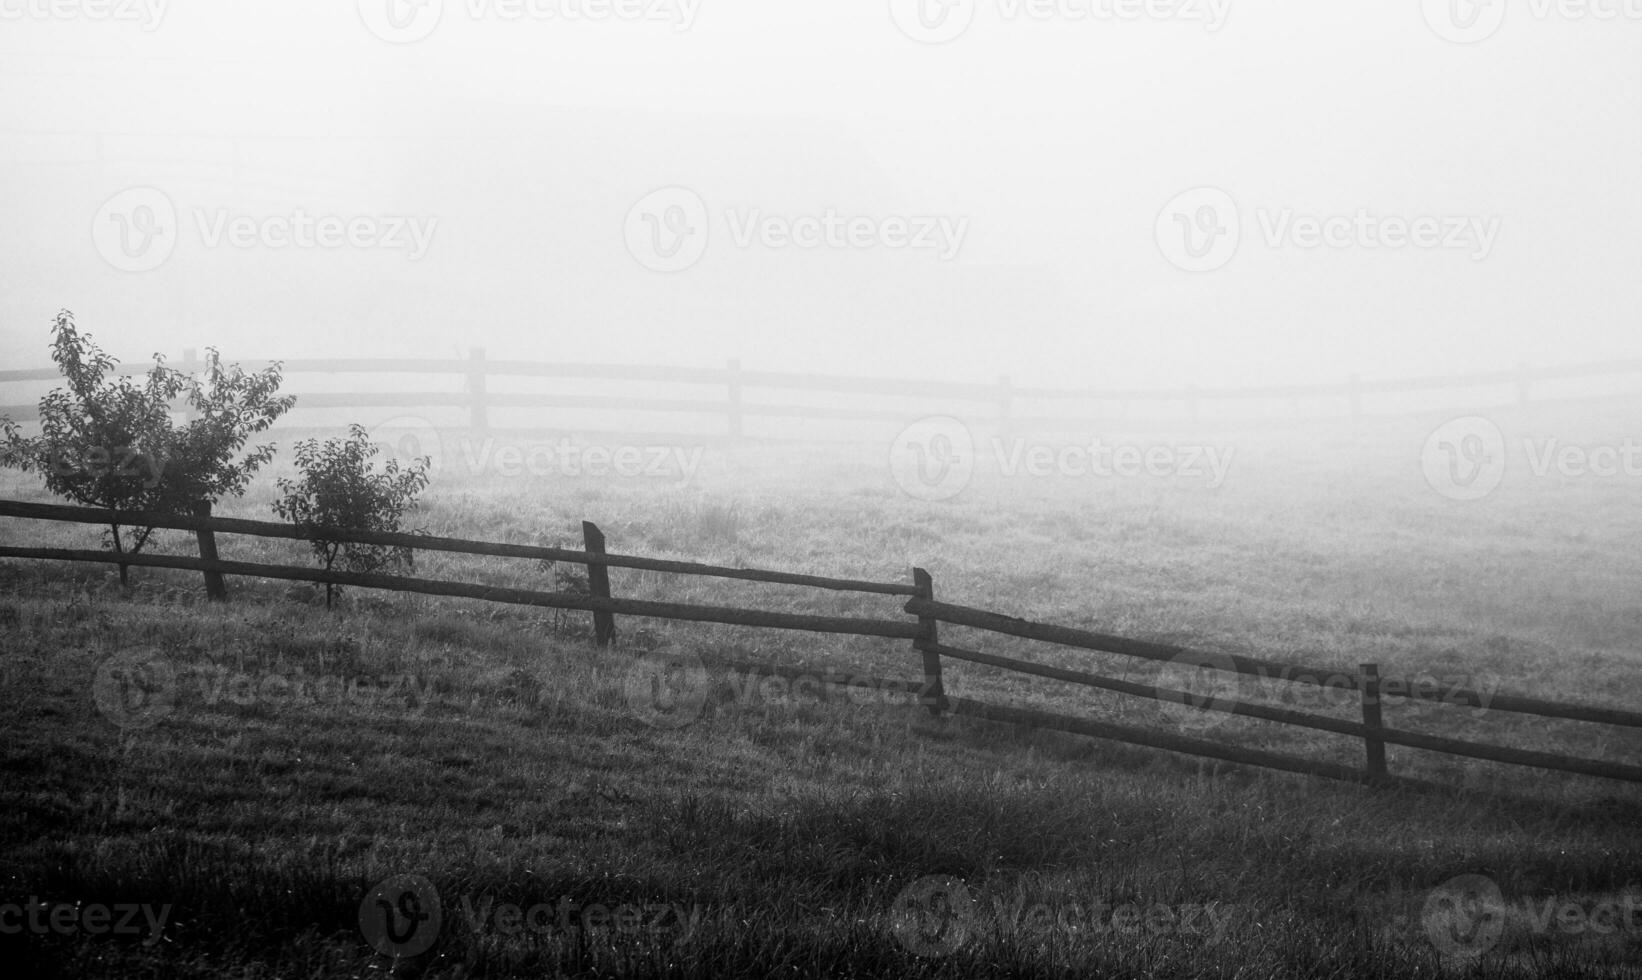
left=0, top=566, right=1639, bottom=979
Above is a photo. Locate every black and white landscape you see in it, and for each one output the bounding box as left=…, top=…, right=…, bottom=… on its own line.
left=1, top=3, right=1640, bottom=978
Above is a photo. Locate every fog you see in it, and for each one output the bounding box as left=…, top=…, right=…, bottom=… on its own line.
left=2, top=1, right=1639, bottom=393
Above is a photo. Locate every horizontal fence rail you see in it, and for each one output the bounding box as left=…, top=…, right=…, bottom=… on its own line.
left=908, top=598, right=1642, bottom=729
left=922, top=641, right=1642, bottom=783
left=0, top=545, right=922, bottom=639
left=1, top=497, right=1637, bottom=787
left=0, top=500, right=918, bottom=596
left=5, top=350, right=1642, bottom=437
left=943, top=697, right=1392, bottom=786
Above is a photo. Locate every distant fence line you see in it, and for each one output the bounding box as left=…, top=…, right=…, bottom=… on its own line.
left=2, top=497, right=1639, bottom=789
left=4, top=350, right=1642, bottom=439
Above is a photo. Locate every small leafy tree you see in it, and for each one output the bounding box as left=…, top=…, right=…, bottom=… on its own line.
left=272, top=424, right=430, bottom=609
left=1, top=310, right=295, bottom=585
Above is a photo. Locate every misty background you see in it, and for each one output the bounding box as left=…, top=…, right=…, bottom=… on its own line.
left=1, top=1, right=1638, bottom=397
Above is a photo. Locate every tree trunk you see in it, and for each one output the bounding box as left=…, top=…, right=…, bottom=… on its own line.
left=110, top=523, right=129, bottom=588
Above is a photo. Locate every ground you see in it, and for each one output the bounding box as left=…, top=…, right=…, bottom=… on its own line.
left=1, top=400, right=1639, bottom=978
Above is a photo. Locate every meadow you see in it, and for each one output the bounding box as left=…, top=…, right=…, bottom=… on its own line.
left=1, top=396, right=1640, bottom=978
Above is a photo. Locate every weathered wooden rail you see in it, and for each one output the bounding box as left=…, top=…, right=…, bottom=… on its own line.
left=5, top=350, right=1642, bottom=437
left=1, top=497, right=1638, bottom=788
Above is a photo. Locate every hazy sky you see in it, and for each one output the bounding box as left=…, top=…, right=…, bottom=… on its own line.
left=1, top=1, right=1638, bottom=390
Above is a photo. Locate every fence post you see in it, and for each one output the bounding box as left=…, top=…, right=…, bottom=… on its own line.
left=726, top=357, right=743, bottom=441
left=912, top=567, right=946, bottom=717
left=582, top=521, right=616, bottom=648
left=467, top=347, right=489, bottom=433
left=1360, top=662, right=1387, bottom=780
left=192, top=500, right=228, bottom=601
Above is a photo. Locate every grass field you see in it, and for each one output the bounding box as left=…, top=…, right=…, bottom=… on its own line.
left=2, top=398, right=1641, bottom=978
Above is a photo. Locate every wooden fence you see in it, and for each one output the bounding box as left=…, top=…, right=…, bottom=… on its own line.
left=4, top=351, right=1642, bottom=439
left=2, top=497, right=1639, bottom=789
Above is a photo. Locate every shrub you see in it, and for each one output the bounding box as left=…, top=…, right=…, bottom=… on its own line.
left=272, top=423, right=430, bottom=609
left=0, top=310, right=295, bottom=585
